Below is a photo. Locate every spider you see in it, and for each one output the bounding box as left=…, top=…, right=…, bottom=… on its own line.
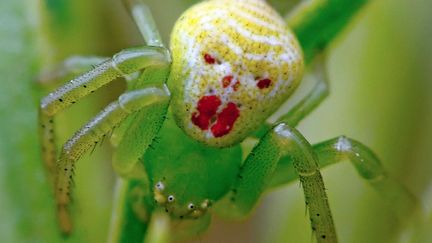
left=38, top=0, right=418, bottom=242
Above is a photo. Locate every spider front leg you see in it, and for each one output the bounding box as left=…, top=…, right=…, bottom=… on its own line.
left=39, top=47, right=171, bottom=235
left=216, top=123, right=337, bottom=243
left=122, top=0, right=164, bottom=47
left=39, top=46, right=170, bottom=188
left=55, top=85, right=170, bottom=234
left=38, top=56, right=109, bottom=86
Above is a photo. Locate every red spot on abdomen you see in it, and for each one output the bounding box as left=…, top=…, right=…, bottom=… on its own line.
left=257, top=78, right=272, bottom=89
left=211, top=102, right=240, bottom=138
left=204, top=53, right=216, bottom=64
left=191, top=95, right=221, bottom=130
left=191, top=96, right=240, bottom=138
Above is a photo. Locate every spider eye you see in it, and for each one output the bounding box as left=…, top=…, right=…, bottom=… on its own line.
left=155, top=181, right=165, bottom=191
left=167, top=195, right=175, bottom=202
left=188, top=203, right=195, bottom=210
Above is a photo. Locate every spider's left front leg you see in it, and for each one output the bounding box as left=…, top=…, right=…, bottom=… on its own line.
left=216, top=123, right=337, bottom=243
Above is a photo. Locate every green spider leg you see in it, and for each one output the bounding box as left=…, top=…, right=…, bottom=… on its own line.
left=108, top=178, right=152, bottom=243
left=111, top=64, right=170, bottom=176
left=216, top=123, right=337, bottom=242
left=211, top=6, right=337, bottom=239
left=37, top=56, right=109, bottom=86
left=38, top=56, right=108, bottom=187
left=122, top=0, right=164, bottom=47
left=215, top=54, right=331, bottom=232
left=53, top=85, right=170, bottom=233
left=39, top=46, right=169, bottom=189
left=143, top=210, right=171, bottom=243
left=38, top=0, right=173, bottom=234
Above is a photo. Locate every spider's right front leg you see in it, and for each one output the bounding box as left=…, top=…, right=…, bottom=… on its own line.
left=38, top=46, right=171, bottom=234
left=39, top=46, right=170, bottom=186
left=55, top=85, right=170, bottom=234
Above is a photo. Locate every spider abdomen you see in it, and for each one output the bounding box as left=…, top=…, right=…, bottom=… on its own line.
left=168, top=0, right=304, bottom=147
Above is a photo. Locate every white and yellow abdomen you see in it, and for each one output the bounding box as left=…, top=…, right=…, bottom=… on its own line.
left=168, top=0, right=304, bottom=147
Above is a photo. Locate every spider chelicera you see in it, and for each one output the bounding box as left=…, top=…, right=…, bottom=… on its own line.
left=38, top=0, right=418, bottom=242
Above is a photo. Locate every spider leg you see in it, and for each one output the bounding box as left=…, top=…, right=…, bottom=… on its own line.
left=108, top=178, right=152, bottom=243
left=122, top=0, right=164, bottom=47
left=216, top=123, right=337, bottom=243
left=112, top=65, right=171, bottom=176
left=143, top=210, right=171, bottom=243
left=39, top=46, right=170, bottom=188
left=37, top=56, right=109, bottom=86
left=56, top=86, right=170, bottom=234
left=268, top=136, right=420, bottom=220
left=112, top=101, right=169, bottom=176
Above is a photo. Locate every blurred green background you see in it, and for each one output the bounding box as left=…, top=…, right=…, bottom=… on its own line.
left=0, top=0, right=431, bottom=242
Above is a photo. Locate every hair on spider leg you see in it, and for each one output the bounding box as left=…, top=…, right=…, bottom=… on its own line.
left=106, top=126, right=117, bottom=141
left=98, top=134, right=107, bottom=147
left=89, top=132, right=111, bottom=155
left=90, top=141, right=99, bottom=155
left=68, top=171, right=76, bottom=188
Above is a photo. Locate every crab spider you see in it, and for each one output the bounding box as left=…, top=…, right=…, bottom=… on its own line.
left=38, top=0, right=419, bottom=242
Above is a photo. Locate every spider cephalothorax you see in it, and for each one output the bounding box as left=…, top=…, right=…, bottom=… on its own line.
left=169, top=0, right=303, bottom=147
left=142, top=112, right=241, bottom=220
left=38, top=0, right=418, bottom=242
